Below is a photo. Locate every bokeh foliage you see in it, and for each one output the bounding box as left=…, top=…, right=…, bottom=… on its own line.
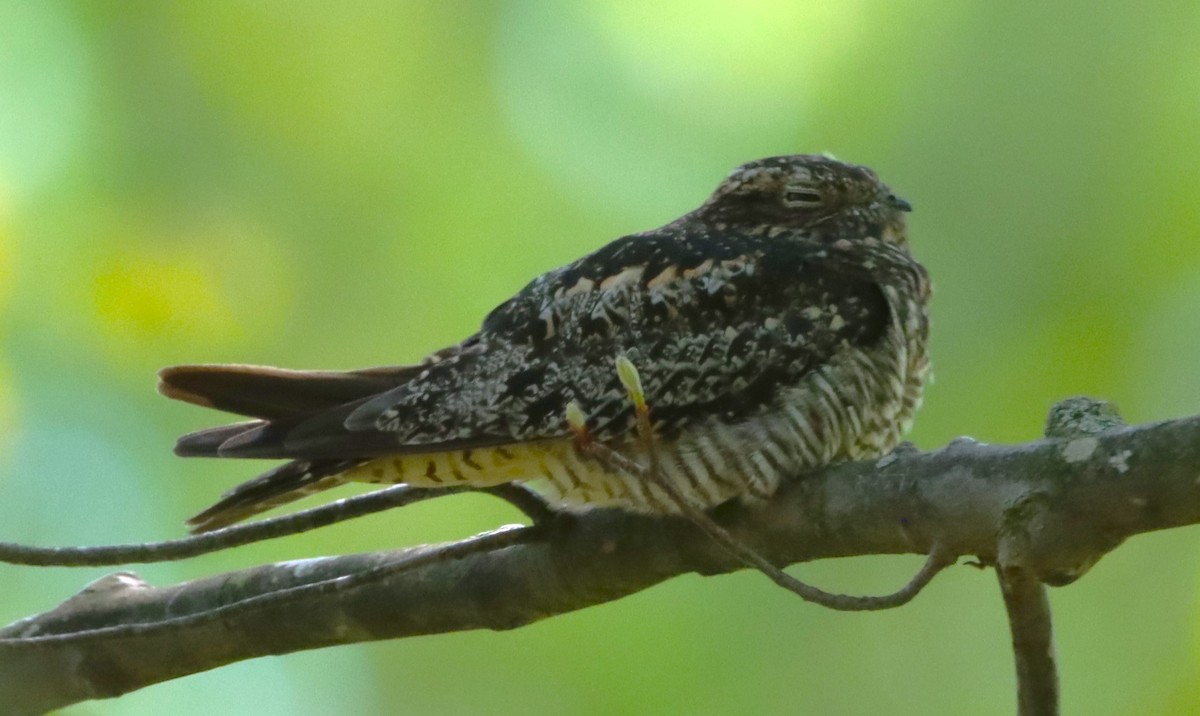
left=2, top=2, right=1199, bottom=714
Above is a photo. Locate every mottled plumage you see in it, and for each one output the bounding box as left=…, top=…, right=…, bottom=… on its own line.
left=162, top=155, right=931, bottom=532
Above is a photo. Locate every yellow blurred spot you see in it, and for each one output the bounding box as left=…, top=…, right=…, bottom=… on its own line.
left=85, top=215, right=294, bottom=362
left=93, top=252, right=237, bottom=342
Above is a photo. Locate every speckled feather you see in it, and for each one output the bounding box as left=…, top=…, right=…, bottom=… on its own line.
left=163, top=154, right=931, bottom=532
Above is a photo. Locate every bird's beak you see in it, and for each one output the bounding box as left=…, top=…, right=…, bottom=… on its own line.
left=886, top=193, right=913, bottom=212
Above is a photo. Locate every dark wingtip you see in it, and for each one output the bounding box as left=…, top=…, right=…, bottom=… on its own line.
left=184, top=458, right=354, bottom=533
left=174, top=422, right=262, bottom=457
left=185, top=508, right=238, bottom=534
left=216, top=424, right=271, bottom=456
left=185, top=502, right=258, bottom=533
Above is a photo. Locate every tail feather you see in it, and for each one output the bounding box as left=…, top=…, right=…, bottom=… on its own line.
left=173, top=398, right=408, bottom=460
left=163, top=362, right=426, bottom=460
left=186, top=458, right=362, bottom=533
left=160, top=362, right=427, bottom=530
left=158, top=364, right=422, bottom=420
left=173, top=421, right=263, bottom=457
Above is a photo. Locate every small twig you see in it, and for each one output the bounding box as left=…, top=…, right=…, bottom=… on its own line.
left=0, top=478, right=560, bottom=569
left=481, top=484, right=557, bottom=525
left=578, top=357, right=956, bottom=612
left=998, top=567, right=1058, bottom=716
left=584, top=437, right=951, bottom=610
left=0, top=484, right=468, bottom=566
left=998, top=523, right=1059, bottom=716
left=2, top=523, right=535, bottom=647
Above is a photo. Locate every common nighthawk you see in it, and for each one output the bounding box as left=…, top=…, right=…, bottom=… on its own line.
left=161, top=155, right=930, bottom=533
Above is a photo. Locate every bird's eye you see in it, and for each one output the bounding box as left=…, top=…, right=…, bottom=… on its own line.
left=783, top=189, right=824, bottom=208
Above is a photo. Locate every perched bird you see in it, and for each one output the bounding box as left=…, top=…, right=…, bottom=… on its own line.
left=161, top=155, right=931, bottom=533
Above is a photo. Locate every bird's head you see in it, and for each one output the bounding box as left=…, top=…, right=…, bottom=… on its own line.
left=696, top=154, right=912, bottom=244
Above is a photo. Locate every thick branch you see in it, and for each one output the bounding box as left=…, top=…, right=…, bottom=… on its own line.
left=4, top=410, right=1200, bottom=713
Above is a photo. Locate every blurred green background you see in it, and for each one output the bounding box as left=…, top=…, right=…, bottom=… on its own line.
left=2, top=1, right=1199, bottom=714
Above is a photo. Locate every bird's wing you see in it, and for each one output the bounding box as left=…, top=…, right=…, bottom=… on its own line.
left=193, top=230, right=891, bottom=462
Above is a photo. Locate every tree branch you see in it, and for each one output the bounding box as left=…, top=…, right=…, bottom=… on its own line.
left=998, top=524, right=1059, bottom=716
left=3, top=403, right=1199, bottom=714
left=991, top=396, right=1126, bottom=716
left=0, top=485, right=465, bottom=566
